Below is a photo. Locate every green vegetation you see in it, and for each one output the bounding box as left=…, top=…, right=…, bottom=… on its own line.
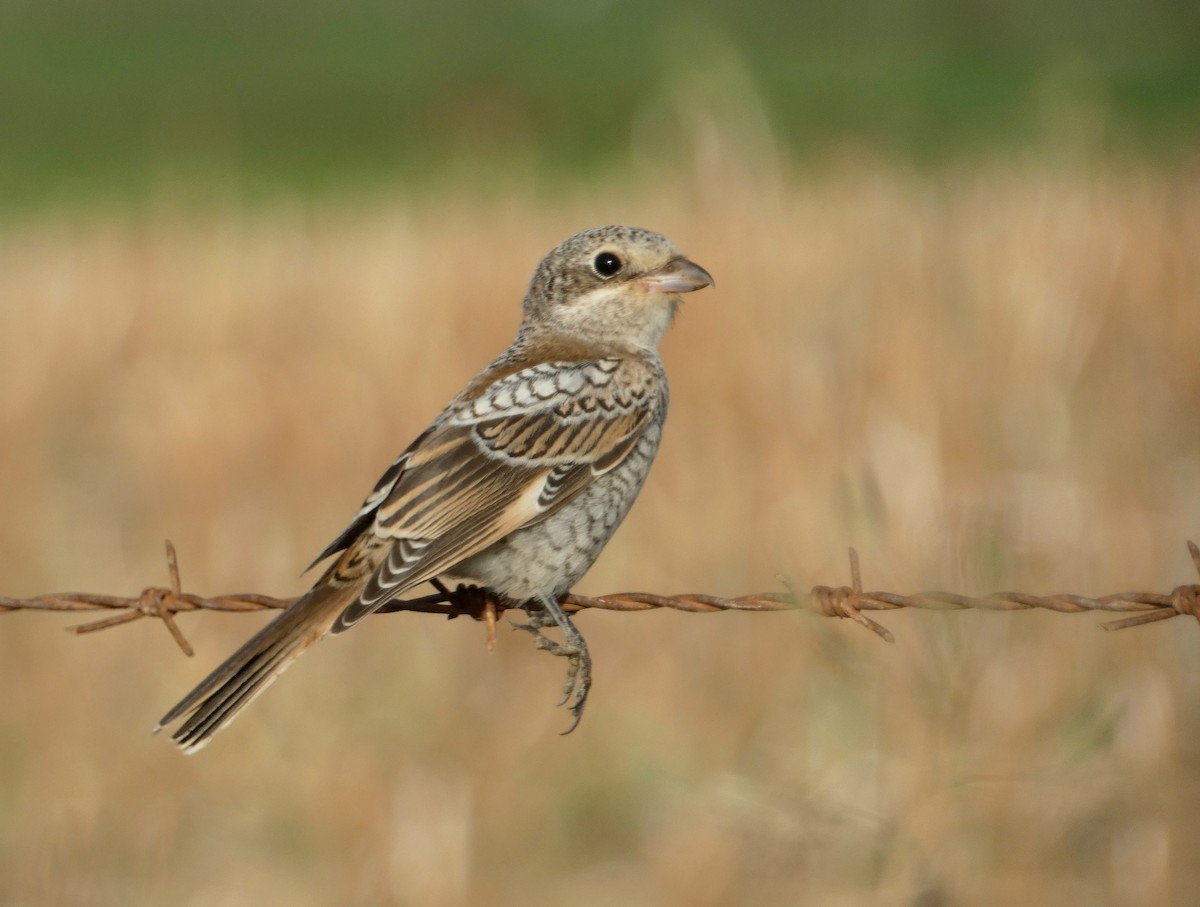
left=1, top=0, right=1198, bottom=206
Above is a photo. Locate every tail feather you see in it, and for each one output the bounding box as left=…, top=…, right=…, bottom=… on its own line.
left=156, top=585, right=350, bottom=753
left=170, top=645, right=289, bottom=750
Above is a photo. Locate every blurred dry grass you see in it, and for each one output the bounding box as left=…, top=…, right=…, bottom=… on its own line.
left=1, top=155, right=1199, bottom=906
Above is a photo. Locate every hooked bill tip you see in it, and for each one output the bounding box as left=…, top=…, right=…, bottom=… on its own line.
left=642, top=257, right=714, bottom=293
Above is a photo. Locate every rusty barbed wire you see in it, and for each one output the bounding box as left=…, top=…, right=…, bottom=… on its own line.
left=2, top=540, right=1198, bottom=656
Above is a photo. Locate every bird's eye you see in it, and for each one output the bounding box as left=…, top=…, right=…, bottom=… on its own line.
left=592, top=251, right=623, bottom=279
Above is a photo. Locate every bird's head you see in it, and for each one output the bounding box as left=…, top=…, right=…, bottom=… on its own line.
left=522, top=225, right=713, bottom=351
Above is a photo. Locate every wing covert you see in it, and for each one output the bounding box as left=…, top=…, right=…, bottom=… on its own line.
left=328, top=357, right=664, bottom=629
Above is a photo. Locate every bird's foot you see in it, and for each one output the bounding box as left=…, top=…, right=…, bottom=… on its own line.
left=514, top=596, right=591, bottom=733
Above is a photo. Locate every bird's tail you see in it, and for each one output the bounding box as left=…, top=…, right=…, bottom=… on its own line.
left=156, top=584, right=351, bottom=753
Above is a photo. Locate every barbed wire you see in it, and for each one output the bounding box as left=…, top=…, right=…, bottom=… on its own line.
left=2, top=540, right=1198, bottom=656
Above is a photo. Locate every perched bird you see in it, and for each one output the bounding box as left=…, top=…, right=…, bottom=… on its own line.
left=157, top=225, right=713, bottom=752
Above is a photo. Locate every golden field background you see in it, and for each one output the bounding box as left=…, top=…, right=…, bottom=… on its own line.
left=2, top=155, right=1200, bottom=906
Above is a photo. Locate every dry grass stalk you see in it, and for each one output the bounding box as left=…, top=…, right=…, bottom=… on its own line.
left=3, top=163, right=1199, bottom=905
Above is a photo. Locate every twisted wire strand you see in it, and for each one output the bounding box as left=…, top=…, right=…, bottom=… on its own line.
left=2, top=540, right=1198, bottom=656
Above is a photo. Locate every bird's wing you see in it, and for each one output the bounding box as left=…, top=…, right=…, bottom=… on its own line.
left=302, top=425, right=433, bottom=572
left=325, top=357, right=661, bottom=630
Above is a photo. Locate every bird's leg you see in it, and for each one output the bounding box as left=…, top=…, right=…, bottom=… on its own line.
left=514, top=594, right=591, bottom=733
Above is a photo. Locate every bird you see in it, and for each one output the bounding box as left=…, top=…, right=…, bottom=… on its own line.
left=156, top=225, right=713, bottom=753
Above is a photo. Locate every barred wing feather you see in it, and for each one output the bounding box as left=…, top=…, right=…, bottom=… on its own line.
left=330, top=359, right=659, bottom=629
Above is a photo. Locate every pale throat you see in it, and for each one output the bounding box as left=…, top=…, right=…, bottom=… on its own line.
left=547, top=285, right=679, bottom=352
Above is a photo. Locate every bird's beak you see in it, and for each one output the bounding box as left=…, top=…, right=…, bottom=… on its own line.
left=640, top=257, right=714, bottom=294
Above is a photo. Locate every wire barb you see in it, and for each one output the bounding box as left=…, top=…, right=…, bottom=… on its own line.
left=2, top=541, right=1199, bottom=652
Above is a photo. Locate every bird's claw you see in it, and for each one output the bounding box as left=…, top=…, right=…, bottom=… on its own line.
left=516, top=597, right=592, bottom=733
